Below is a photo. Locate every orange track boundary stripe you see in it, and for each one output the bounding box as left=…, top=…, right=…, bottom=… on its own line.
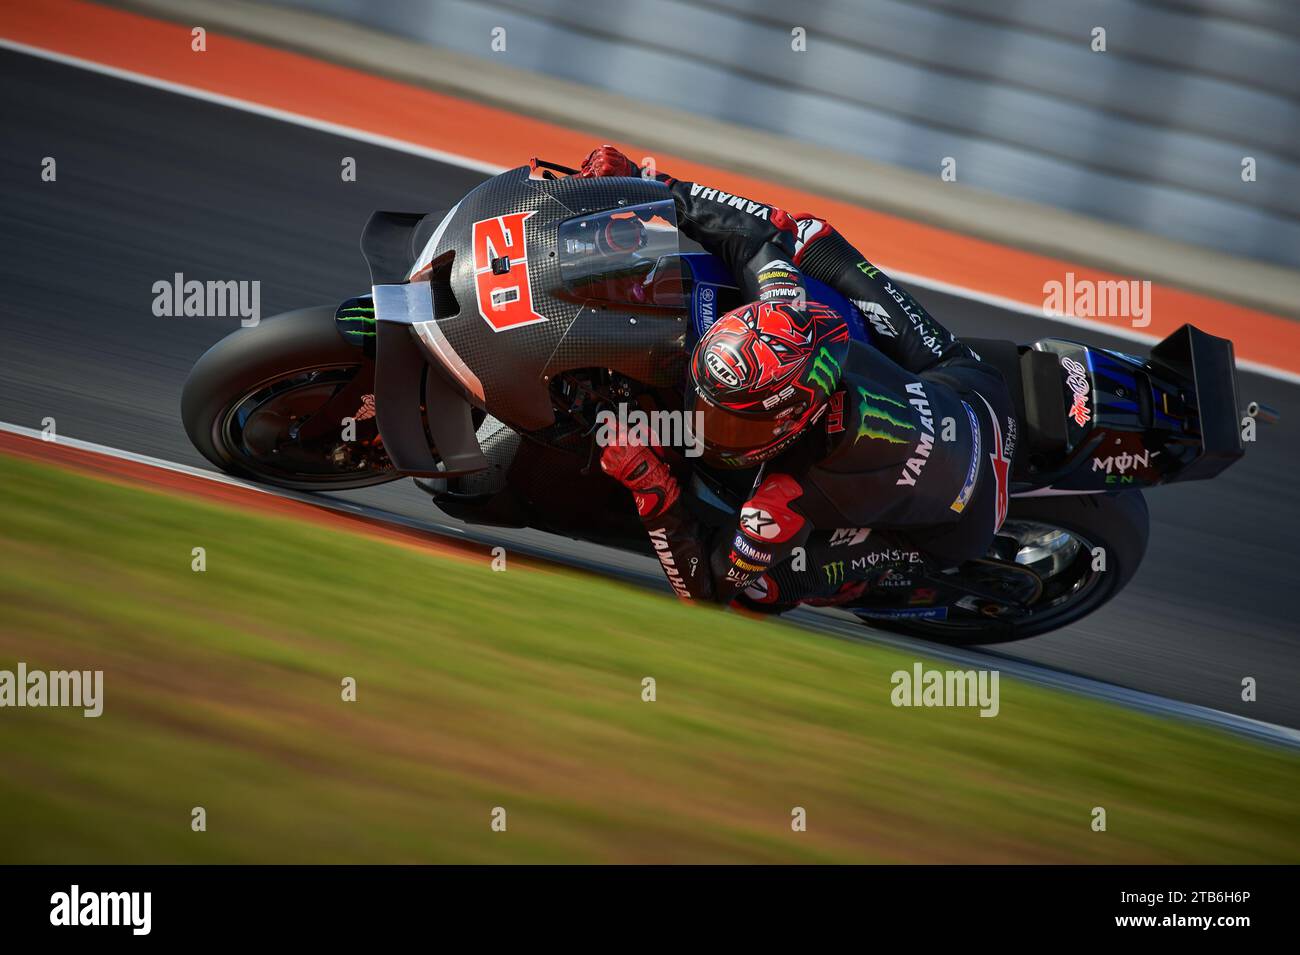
left=0, top=430, right=500, bottom=568
left=3, top=0, right=1297, bottom=374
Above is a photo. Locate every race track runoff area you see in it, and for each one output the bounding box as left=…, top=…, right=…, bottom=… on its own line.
left=2, top=451, right=1297, bottom=863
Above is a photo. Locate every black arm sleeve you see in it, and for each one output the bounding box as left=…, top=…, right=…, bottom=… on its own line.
left=635, top=494, right=717, bottom=602
left=660, top=176, right=974, bottom=375
left=796, top=224, right=978, bottom=373
left=662, top=178, right=800, bottom=284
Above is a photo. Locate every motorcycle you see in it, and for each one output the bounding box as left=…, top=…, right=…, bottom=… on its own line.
left=181, top=159, right=1253, bottom=643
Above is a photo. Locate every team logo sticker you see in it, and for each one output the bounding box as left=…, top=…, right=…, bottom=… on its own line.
left=740, top=506, right=781, bottom=540
left=976, top=393, right=1012, bottom=532
left=857, top=300, right=897, bottom=339
left=856, top=607, right=949, bottom=621
left=731, top=534, right=772, bottom=563
left=1060, top=354, right=1092, bottom=427
left=829, top=527, right=870, bottom=547
left=949, top=401, right=981, bottom=514
left=696, top=284, right=719, bottom=332
left=704, top=342, right=746, bottom=387
left=742, top=574, right=780, bottom=604
left=792, top=216, right=831, bottom=263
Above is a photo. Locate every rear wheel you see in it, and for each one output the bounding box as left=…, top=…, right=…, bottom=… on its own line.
left=856, top=492, right=1149, bottom=645
left=181, top=307, right=399, bottom=491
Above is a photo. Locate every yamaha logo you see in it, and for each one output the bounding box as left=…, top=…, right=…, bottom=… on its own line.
left=697, top=285, right=717, bottom=331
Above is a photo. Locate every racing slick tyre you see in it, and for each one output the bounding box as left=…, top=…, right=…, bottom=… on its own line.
left=181, top=306, right=398, bottom=491
left=859, top=491, right=1150, bottom=645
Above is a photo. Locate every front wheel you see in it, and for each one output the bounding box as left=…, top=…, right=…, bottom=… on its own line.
left=856, top=492, right=1149, bottom=645
left=181, top=307, right=400, bottom=491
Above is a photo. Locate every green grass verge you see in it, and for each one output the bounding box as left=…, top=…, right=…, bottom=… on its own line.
left=0, top=452, right=1296, bottom=863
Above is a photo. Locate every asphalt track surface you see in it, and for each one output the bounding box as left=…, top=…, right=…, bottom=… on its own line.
left=3, top=49, right=1298, bottom=729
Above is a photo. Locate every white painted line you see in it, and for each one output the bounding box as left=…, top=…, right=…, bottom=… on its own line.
left=796, top=608, right=1300, bottom=751
left=0, top=421, right=475, bottom=538
left=5, top=37, right=1299, bottom=386
left=5, top=419, right=1297, bottom=751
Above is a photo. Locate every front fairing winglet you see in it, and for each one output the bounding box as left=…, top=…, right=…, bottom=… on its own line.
left=363, top=211, right=488, bottom=477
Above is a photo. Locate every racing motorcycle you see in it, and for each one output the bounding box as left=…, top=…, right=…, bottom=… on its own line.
left=182, top=159, right=1252, bottom=644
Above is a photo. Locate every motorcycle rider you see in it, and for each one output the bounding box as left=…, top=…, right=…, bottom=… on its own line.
left=581, top=145, right=1017, bottom=610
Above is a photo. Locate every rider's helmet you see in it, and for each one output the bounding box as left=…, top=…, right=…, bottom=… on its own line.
left=686, top=300, right=850, bottom=468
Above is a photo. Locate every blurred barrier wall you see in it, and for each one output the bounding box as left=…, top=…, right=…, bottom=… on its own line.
left=267, top=0, right=1300, bottom=270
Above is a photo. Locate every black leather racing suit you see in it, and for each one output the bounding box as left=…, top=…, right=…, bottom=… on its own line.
left=628, top=174, right=1018, bottom=608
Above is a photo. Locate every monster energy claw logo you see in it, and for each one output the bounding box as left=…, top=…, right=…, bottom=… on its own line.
left=806, top=347, right=841, bottom=395
left=337, top=305, right=375, bottom=322
left=337, top=301, right=377, bottom=339
left=823, top=561, right=846, bottom=586
left=854, top=387, right=913, bottom=445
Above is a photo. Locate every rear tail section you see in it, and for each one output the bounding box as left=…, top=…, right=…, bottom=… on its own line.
left=969, top=325, right=1245, bottom=495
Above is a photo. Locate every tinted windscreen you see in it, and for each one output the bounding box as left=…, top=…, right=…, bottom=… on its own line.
left=557, top=199, right=689, bottom=308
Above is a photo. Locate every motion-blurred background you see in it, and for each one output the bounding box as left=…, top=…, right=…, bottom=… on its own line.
left=268, top=0, right=1300, bottom=270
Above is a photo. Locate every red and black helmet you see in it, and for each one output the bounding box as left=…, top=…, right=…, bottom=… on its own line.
left=686, top=300, right=850, bottom=468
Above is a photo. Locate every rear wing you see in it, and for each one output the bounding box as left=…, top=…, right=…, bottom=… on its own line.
left=1147, top=324, right=1244, bottom=482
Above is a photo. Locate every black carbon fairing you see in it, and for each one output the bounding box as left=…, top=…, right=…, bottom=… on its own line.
left=407, top=166, right=690, bottom=434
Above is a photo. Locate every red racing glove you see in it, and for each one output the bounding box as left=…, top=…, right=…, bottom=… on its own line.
left=578, top=144, right=641, bottom=179
left=600, top=437, right=680, bottom=519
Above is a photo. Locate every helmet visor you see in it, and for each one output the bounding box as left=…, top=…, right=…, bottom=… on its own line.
left=687, top=390, right=810, bottom=458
